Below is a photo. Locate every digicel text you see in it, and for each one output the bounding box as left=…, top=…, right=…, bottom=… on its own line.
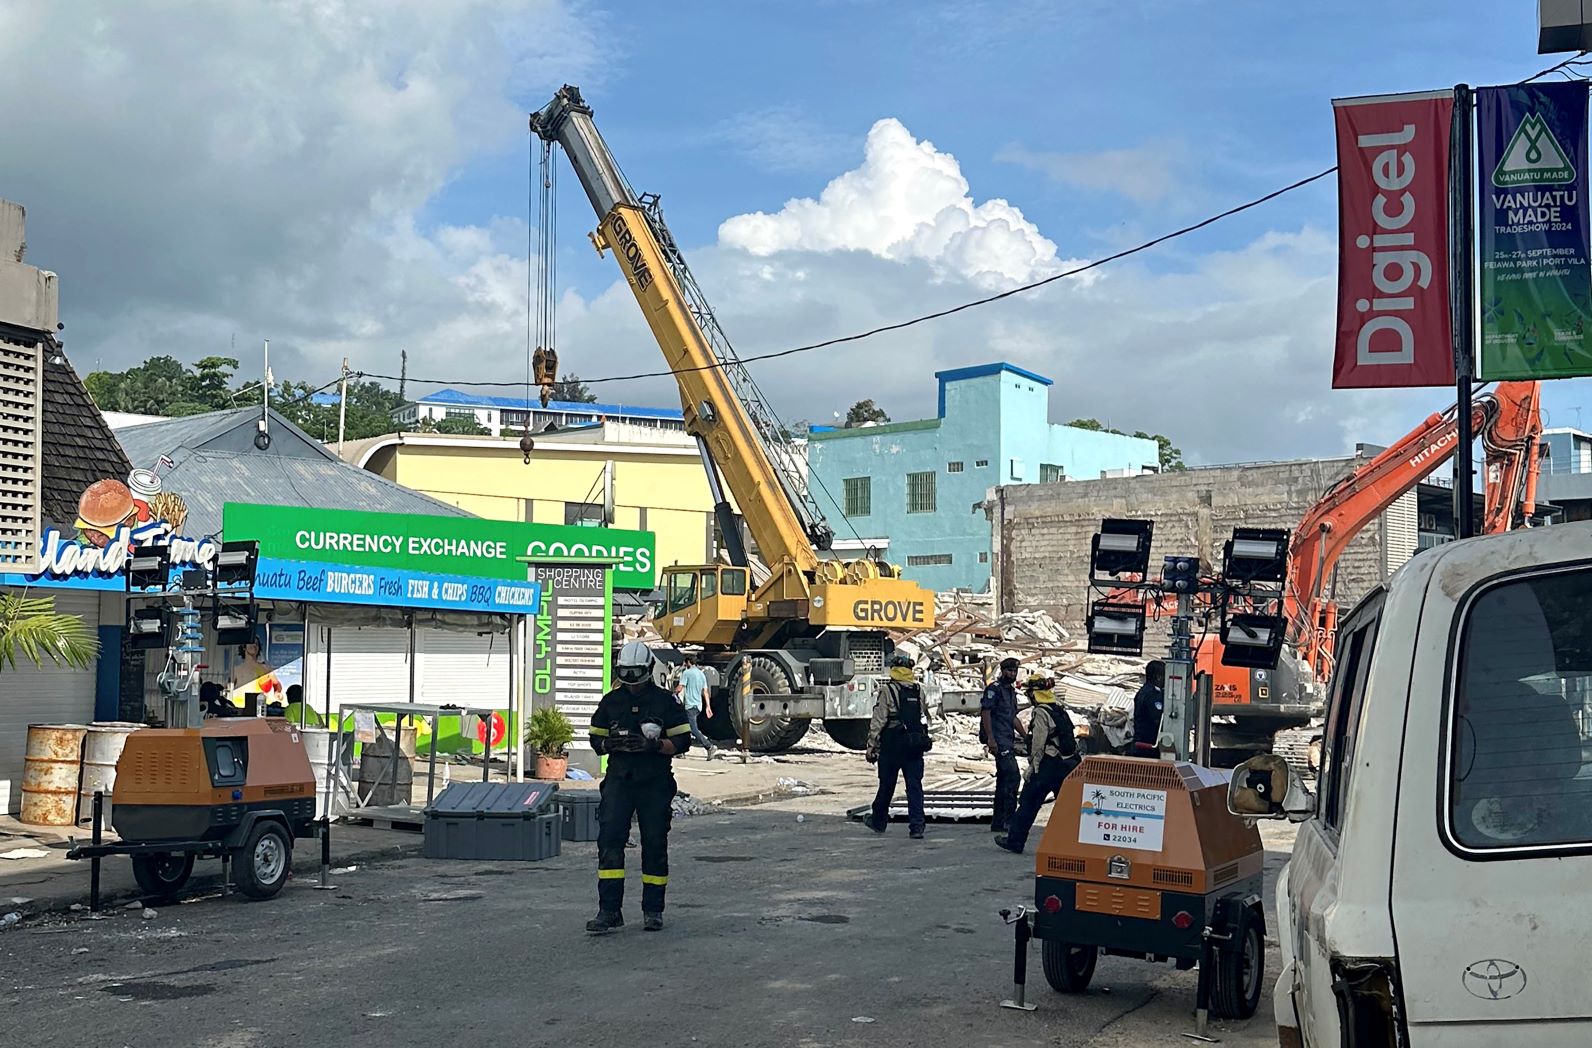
left=1352, top=122, right=1433, bottom=368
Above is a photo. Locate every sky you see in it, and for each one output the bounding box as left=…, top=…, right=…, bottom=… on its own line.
left=1, top=0, right=1588, bottom=465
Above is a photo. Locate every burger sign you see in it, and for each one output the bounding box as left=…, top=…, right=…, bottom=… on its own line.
left=34, top=468, right=215, bottom=580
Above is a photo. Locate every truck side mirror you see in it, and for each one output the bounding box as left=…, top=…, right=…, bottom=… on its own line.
left=1228, top=754, right=1315, bottom=821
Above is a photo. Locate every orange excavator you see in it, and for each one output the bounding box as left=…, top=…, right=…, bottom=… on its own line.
left=1113, top=381, right=1544, bottom=762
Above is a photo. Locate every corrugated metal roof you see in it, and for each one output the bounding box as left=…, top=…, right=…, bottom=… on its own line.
left=112, top=405, right=470, bottom=537
left=149, top=449, right=470, bottom=537
left=116, top=409, right=274, bottom=467
left=413, top=387, right=682, bottom=420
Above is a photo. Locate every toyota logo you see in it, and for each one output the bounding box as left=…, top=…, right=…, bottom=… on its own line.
left=1462, top=959, right=1527, bottom=1001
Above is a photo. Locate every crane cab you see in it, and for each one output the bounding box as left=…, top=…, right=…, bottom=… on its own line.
left=657, top=565, right=750, bottom=648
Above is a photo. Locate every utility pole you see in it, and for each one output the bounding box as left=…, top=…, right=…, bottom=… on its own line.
left=1452, top=84, right=1477, bottom=540
left=337, top=357, right=350, bottom=457
left=399, top=349, right=408, bottom=403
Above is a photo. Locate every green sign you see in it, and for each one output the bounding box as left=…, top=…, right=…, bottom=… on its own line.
left=223, top=503, right=657, bottom=590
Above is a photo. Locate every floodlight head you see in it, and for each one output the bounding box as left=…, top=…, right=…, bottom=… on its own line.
left=1090, top=518, right=1154, bottom=577
left=1223, top=527, right=1289, bottom=584
left=126, top=544, right=172, bottom=592
left=127, top=605, right=172, bottom=650
left=1086, top=600, right=1146, bottom=656
left=213, top=600, right=258, bottom=647
left=214, top=540, right=259, bottom=588
left=1220, top=612, right=1287, bottom=669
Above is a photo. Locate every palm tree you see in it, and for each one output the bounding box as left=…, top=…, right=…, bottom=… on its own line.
left=0, top=594, right=99, bottom=672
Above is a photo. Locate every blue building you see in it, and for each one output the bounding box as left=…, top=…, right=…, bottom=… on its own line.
left=807, top=363, right=1160, bottom=592
left=394, top=388, right=685, bottom=436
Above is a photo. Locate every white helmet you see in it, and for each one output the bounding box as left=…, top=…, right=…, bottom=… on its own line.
left=616, top=641, right=656, bottom=685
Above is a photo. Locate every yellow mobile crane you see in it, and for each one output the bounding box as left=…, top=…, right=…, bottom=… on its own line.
left=531, top=86, right=935, bottom=752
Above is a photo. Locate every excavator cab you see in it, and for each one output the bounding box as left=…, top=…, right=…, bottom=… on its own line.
left=659, top=566, right=749, bottom=648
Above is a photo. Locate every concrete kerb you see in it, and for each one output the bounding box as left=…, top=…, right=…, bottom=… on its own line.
left=0, top=825, right=425, bottom=919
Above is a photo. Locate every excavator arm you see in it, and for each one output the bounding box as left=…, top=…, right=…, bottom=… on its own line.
left=1288, top=380, right=1542, bottom=676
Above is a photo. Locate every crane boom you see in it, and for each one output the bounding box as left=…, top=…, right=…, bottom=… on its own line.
left=530, top=86, right=831, bottom=570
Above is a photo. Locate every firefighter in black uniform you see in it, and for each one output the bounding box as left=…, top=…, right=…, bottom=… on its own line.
left=865, top=652, right=932, bottom=839
left=586, top=641, right=692, bottom=934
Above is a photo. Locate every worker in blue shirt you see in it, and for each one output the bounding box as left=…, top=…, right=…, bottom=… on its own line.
left=677, top=655, right=717, bottom=760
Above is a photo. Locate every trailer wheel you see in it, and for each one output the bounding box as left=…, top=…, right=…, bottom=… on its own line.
left=234, top=821, right=292, bottom=900
left=1211, top=905, right=1265, bottom=1020
left=130, top=851, right=195, bottom=898
left=1041, top=939, right=1098, bottom=993
left=822, top=719, right=871, bottom=751
left=731, top=656, right=810, bottom=752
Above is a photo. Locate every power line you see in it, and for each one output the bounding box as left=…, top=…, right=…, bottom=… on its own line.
left=366, top=167, right=1337, bottom=391
left=357, top=53, right=1590, bottom=397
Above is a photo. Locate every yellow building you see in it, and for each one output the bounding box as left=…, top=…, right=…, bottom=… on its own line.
left=344, top=422, right=731, bottom=588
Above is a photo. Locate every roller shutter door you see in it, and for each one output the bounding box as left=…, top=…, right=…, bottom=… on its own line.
left=305, top=626, right=413, bottom=718
left=0, top=590, right=99, bottom=814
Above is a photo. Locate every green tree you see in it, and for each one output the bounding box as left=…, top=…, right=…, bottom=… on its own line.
left=0, top=594, right=98, bottom=672
left=85, top=354, right=241, bottom=417
left=1066, top=418, right=1186, bottom=472
left=275, top=379, right=407, bottom=442
left=550, top=373, right=598, bottom=403
left=844, top=399, right=890, bottom=428
left=434, top=415, right=489, bottom=436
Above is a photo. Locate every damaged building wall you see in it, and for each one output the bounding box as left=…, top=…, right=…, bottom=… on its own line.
left=989, top=455, right=1399, bottom=640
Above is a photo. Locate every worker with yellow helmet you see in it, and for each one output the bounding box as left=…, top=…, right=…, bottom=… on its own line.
left=996, top=674, right=1081, bottom=855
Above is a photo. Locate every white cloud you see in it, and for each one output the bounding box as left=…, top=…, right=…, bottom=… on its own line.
left=718, top=118, right=1066, bottom=288
left=998, top=141, right=1185, bottom=204
left=0, top=0, right=596, bottom=383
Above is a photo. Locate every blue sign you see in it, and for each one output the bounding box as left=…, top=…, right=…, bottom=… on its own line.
left=252, top=557, right=543, bottom=615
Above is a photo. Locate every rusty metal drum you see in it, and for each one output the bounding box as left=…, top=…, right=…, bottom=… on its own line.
left=20, top=724, right=86, bottom=826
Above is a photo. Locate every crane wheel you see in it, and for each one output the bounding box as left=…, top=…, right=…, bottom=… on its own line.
left=733, top=656, right=811, bottom=752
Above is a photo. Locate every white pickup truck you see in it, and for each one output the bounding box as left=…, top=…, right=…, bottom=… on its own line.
left=1229, top=521, right=1592, bottom=1047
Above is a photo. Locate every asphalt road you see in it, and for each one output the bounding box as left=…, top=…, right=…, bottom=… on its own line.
left=0, top=808, right=1290, bottom=1047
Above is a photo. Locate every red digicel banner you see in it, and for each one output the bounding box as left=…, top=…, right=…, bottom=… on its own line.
left=1332, top=91, right=1456, bottom=388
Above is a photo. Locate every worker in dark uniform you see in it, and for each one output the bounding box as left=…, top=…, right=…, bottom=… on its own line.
left=997, top=676, right=1081, bottom=854
left=586, top=641, right=692, bottom=935
left=865, top=652, right=932, bottom=839
left=981, top=657, right=1027, bottom=833
left=1130, top=660, right=1166, bottom=757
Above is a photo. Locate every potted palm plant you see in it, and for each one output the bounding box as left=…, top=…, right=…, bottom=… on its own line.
left=0, top=594, right=98, bottom=671
left=526, top=706, right=575, bottom=781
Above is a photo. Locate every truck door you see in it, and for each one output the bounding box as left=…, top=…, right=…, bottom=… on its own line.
left=1287, top=610, right=1380, bottom=1047
left=1391, top=563, right=1592, bottom=1037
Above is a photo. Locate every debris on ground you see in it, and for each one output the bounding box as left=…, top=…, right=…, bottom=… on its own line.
left=124, top=901, right=144, bottom=911
left=140, top=908, right=157, bottom=920
left=72, top=947, right=89, bottom=955
left=0, top=847, right=50, bottom=860
left=775, top=777, right=820, bottom=796
left=671, top=793, right=719, bottom=817
left=1, top=912, right=21, bottom=929
left=9, top=896, right=32, bottom=907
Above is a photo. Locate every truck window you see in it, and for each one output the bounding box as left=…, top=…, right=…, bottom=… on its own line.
left=1448, top=565, right=1592, bottom=854
left=700, top=571, right=718, bottom=600
left=1319, top=615, right=1378, bottom=832
left=721, top=569, right=747, bottom=596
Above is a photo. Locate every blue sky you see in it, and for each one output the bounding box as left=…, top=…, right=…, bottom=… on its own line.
left=2, top=0, right=1587, bottom=462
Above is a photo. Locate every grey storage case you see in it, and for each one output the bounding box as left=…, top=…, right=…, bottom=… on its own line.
left=423, top=781, right=562, bottom=861
left=555, top=790, right=601, bottom=842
